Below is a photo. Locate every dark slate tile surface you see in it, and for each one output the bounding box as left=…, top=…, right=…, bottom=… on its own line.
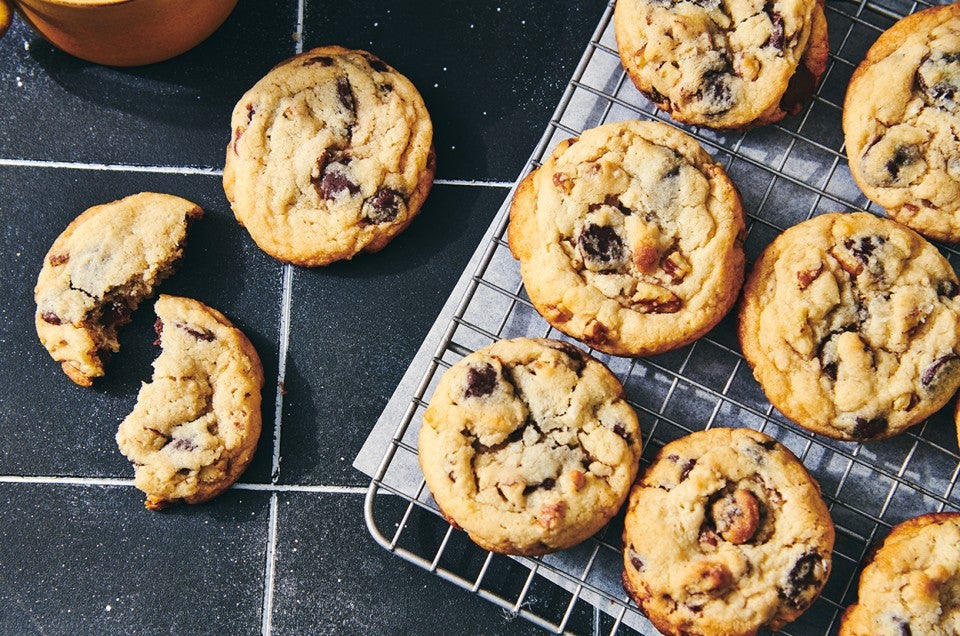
left=280, top=184, right=508, bottom=486
left=0, top=0, right=609, bottom=633
left=0, top=484, right=270, bottom=635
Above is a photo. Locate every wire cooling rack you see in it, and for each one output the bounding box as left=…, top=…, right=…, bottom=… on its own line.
left=361, top=0, right=960, bottom=633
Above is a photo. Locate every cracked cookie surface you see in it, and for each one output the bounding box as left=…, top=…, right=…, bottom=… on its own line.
left=223, top=45, right=435, bottom=266
left=614, top=0, right=829, bottom=129
left=34, top=192, right=203, bottom=386
left=739, top=212, right=960, bottom=441
left=116, top=295, right=263, bottom=510
left=840, top=512, right=960, bottom=635
left=418, top=337, right=642, bottom=555
left=844, top=4, right=960, bottom=242
left=508, top=119, right=746, bottom=357
left=622, top=428, right=834, bottom=636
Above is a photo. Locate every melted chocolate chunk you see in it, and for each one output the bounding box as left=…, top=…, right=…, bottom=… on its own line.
left=887, top=146, right=922, bottom=182
left=918, top=51, right=960, bottom=113
left=921, top=353, right=960, bottom=387
left=523, top=477, right=557, bottom=495
left=780, top=62, right=816, bottom=115
left=40, top=311, right=62, bottom=325
left=171, top=438, right=197, bottom=452
left=679, top=458, right=697, bottom=482
left=103, top=302, right=131, bottom=328
left=544, top=341, right=586, bottom=372
left=361, top=188, right=406, bottom=224
left=336, top=76, right=355, bottom=114
left=465, top=363, right=498, bottom=398
left=767, top=7, right=785, bottom=50
left=304, top=56, right=334, bottom=66
left=843, top=235, right=884, bottom=265
left=893, top=617, right=912, bottom=636
left=780, top=551, right=825, bottom=609
left=365, top=55, right=390, bottom=73
left=578, top=224, right=626, bottom=271
left=315, top=156, right=360, bottom=199
left=176, top=322, right=216, bottom=342
left=701, top=69, right=734, bottom=114
left=938, top=280, right=959, bottom=299
left=853, top=416, right=887, bottom=439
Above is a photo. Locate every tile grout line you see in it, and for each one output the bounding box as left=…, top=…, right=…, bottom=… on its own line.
left=0, top=159, right=514, bottom=188
left=260, top=5, right=307, bottom=634
left=0, top=474, right=367, bottom=493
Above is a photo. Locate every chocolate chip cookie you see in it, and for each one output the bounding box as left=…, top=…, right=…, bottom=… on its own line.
left=116, top=295, right=263, bottom=510
left=223, top=45, right=435, bottom=266
left=622, top=428, right=834, bottom=636
left=614, top=0, right=829, bottom=129
left=34, top=192, right=203, bottom=386
left=418, top=338, right=642, bottom=556
left=844, top=3, right=960, bottom=243
left=739, top=212, right=960, bottom=441
left=840, top=512, right=960, bottom=635
left=508, top=119, right=746, bottom=357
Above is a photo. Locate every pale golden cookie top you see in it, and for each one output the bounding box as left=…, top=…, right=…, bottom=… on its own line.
left=418, top=338, right=642, bottom=556
left=508, top=119, right=745, bottom=357
left=840, top=513, right=960, bottom=636
left=622, top=428, right=834, bottom=636
left=223, top=45, right=434, bottom=266
left=844, top=3, right=960, bottom=242
left=34, top=192, right=202, bottom=386
left=116, top=295, right=264, bottom=510
left=739, top=212, right=960, bottom=441
left=614, top=0, right=824, bottom=128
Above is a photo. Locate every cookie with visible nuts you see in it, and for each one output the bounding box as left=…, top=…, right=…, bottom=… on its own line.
left=840, top=512, right=960, bottom=635
left=614, top=0, right=829, bottom=129
left=34, top=192, right=203, bottom=386
left=116, top=295, right=263, bottom=510
left=418, top=337, right=642, bottom=556
left=739, top=212, right=960, bottom=441
left=844, top=3, right=960, bottom=242
left=508, top=119, right=746, bottom=357
left=622, top=428, right=834, bottom=636
left=223, top=45, right=435, bottom=266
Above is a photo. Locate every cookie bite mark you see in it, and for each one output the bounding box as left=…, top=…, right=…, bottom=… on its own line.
left=116, top=295, right=263, bottom=510
left=419, top=338, right=642, bottom=555
left=34, top=193, right=203, bottom=386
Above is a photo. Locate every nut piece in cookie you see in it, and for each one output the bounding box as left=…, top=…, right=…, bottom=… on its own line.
left=34, top=193, right=203, bottom=386
left=223, top=45, right=435, bottom=266
left=622, top=428, right=834, bottom=636
left=843, top=3, right=960, bottom=242
left=739, top=212, right=960, bottom=441
left=840, top=512, right=960, bottom=635
left=116, top=295, right=263, bottom=510
left=613, top=0, right=829, bottom=129
left=418, top=337, right=643, bottom=555
left=508, top=119, right=746, bottom=357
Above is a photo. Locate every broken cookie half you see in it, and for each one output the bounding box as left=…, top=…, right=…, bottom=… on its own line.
left=34, top=192, right=203, bottom=386
left=116, top=295, right=264, bottom=510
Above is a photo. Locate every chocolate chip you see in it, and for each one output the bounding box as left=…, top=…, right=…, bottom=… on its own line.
left=921, top=353, right=960, bottom=387
left=918, top=51, right=960, bottom=113
left=361, top=188, right=406, bottom=224
left=767, top=7, right=785, bottom=50
left=543, top=341, right=586, bottom=373
left=304, top=56, right=334, bottom=66
left=523, top=477, right=557, bottom=495
left=447, top=471, right=456, bottom=482
left=365, top=55, right=390, bottom=73
left=844, top=235, right=884, bottom=264
left=40, top=311, right=62, bottom=325
left=700, top=69, right=734, bottom=114
left=315, top=156, right=360, bottom=199
left=643, top=85, right=670, bottom=110
left=48, top=253, right=69, bottom=266
left=893, top=617, right=912, bottom=636
left=175, top=322, right=215, bottom=342
left=887, top=146, right=922, bottom=182
left=171, top=438, right=197, bottom=451
left=629, top=554, right=645, bottom=572
left=103, top=302, right=131, bottom=328
left=938, top=280, right=959, bottom=299
left=679, top=458, right=697, bottom=482
left=613, top=423, right=631, bottom=442
left=578, top=224, right=626, bottom=272
left=336, top=76, right=355, bottom=114
left=779, top=551, right=826, bottom=609
left=853, top=416, right=887, bottom=439
left=465, top=363, right=498, bottom=398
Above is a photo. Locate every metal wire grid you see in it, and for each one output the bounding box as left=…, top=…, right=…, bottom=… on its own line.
left=364, top=0, right=960, bottom=633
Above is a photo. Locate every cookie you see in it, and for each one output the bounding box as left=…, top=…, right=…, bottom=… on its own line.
left=223, top=45, right=435, bottom=266
left=34, top=192, right=203, bottom=386
left=844, top=4, right=960, bottom=243
left=739, top=212, right=960, bottom=441
left=613, top=0, right=829, bottom=129
left=418, top=337, right=642, bottom=556
left=622, top=428, right=834, bottom=636
left=508, top=119, right=746, bottom=357
left=840, top=512, right=960, bottom=635
left=115, top=295, right=263, bottom=510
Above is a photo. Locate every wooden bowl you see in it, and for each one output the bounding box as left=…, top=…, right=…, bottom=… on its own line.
left=10, top=0, right=238, bottom=66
